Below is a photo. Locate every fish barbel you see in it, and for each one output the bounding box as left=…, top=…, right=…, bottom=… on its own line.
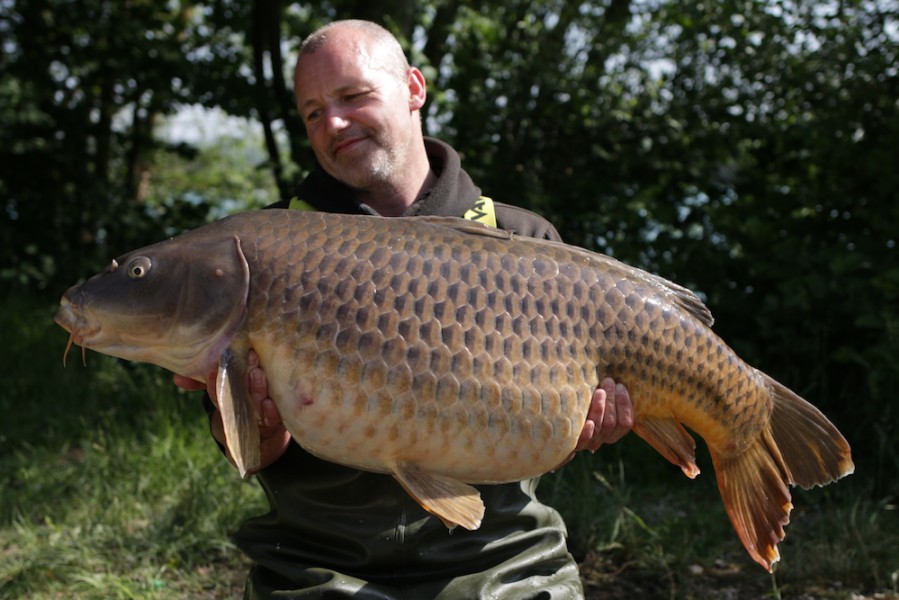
left=54, top=210, right=853, bottom=571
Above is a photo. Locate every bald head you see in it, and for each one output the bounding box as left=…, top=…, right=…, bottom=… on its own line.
left=295, top=20, right=410, bottom=93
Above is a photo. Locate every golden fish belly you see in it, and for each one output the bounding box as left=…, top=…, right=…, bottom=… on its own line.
left=255, top=332, right=592, bottom=483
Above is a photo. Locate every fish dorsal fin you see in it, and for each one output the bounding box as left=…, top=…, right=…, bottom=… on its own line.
left=669, top=284, right=714, bottom=327
left=578, top=250, right=714, bottom=327
left=542, top=239, right=715, bottom=328
left=403, top=216, right=714, bottom=327
left=406, top=216, right=514, bottom=240
left=392, top=461, right=485, bottom=530
left=652, top=274, right=714, bottom=328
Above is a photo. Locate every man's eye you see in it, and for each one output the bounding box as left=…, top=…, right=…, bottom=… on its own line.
left=305, top=109, right=321, bottom=122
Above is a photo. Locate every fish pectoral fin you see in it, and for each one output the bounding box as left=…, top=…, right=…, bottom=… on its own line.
left=217, top=347, right=261, bottom=479
left=633, top=416, right=701, bottom=478
left=392, top=462, right=485, bottom=531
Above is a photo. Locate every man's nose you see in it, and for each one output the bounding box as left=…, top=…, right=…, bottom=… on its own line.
left=325, top=108, right=351, bottom=132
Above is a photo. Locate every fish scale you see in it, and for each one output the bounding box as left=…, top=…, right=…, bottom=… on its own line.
left=251, top=219, right=595, bottom=481
left=54, top=209, right=853, bottom=571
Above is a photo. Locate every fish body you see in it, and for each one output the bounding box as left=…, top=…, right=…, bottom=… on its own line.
left=54, top=209, right=853, bottom=571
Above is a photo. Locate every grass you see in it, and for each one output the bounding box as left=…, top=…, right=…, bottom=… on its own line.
left=2, top=293, right=898, bottom=599
left=0, top=295, right=265, bottom=598
left=541, top=436, right=899, bottom=599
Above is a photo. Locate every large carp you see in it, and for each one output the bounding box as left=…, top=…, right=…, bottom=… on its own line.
left=54, top=209, right=853, bottom=571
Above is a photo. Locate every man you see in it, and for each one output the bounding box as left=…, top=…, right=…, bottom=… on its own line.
left=177, top=19, right=633, bottom=599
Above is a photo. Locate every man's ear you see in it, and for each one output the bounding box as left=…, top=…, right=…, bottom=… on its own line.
left=407, top=67, right=427, bottom=111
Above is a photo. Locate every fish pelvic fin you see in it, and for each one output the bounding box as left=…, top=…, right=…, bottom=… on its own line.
left=632, top=416, right=701, bottom=479
left=711, top=376, right=854, bottom=572
left=392, top=462, right=485, bottom=531
left=217, top=344, right=261, bottom=479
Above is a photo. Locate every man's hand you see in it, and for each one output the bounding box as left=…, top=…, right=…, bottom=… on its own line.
left=554, top=377, right=634, bottom=470
left=577, top=377, right=633, bottom=450
left=173, top=350, right=291, bottom=474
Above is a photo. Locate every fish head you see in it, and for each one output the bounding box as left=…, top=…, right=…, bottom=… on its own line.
left=54, top=232, right=250, bottom=380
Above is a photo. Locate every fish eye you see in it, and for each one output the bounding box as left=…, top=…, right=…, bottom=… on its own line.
left=127, top=256, right=152, bottom=279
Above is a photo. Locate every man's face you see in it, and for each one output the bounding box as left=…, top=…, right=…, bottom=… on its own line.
left=294, top=34, right=418, bottom=191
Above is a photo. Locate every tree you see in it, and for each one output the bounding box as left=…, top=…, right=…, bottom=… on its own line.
left=2, top=0, right=896, bottom=489
left=1, top=0, right=202, bottom=289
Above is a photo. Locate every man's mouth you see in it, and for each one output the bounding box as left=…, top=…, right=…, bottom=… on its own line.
left=331, top=135, right=367, bottom=156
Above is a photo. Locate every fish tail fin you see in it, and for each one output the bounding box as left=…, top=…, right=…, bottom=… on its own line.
left=711, top=376, right=854, bottom=572
left=766, top=378, right=854, bottom=489
left=710, top=427, right=792, bottom=572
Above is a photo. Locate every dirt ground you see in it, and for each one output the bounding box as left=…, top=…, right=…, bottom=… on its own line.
left=578, top=551, right=899, bottom=600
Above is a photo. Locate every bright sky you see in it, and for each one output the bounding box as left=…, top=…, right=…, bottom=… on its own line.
left=159, top=104, right=257, bottom=145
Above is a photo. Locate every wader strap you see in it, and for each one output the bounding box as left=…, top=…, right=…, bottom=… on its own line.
left=463, top=196, right=497, bottom=228
left=288, top=198, right=317, bottom=212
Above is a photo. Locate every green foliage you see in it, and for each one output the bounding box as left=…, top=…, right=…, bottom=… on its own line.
left=2, top=0, right=898, bottom=593
left=143, top=126, right=278, bottom=233
left=0, top=295, right=265, bottom=598
left=1, top=0, right=197, bottom=290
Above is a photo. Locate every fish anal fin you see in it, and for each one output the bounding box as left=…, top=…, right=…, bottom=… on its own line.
left=217, top=346, right=261, bottom=479
left=710, top=427, right=793, bottom=572
left=633, top=416, right=700, bottom=478
left=392, top=462, right=485, bottom=531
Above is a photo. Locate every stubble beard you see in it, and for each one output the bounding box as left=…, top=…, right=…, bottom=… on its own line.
left=327, top=130, right=403, bottom=193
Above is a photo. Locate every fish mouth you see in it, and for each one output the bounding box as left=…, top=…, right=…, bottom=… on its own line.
left=54, top=299, right=100, bottom=365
